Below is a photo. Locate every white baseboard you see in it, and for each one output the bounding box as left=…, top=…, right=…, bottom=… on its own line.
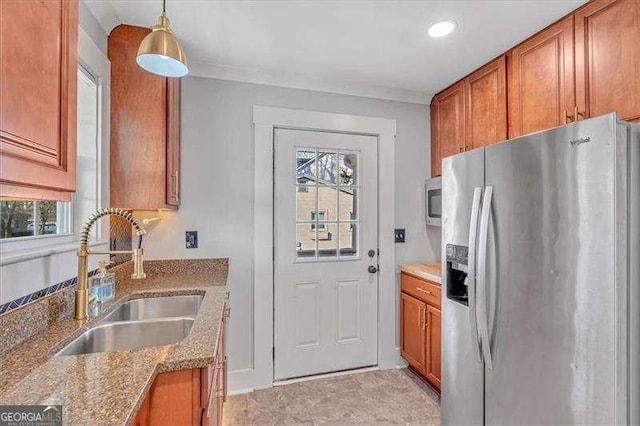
left=227, top=368, right=254, bottom=394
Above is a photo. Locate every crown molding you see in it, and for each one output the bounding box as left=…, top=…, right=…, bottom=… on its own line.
left=189, top=61, right=430, bottom=105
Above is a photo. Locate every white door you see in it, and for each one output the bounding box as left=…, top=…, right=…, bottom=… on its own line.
left=274, top=128, right=379, bottom=381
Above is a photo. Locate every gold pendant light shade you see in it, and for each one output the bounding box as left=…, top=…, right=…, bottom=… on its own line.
left=137, top=11, right=188, bottom=78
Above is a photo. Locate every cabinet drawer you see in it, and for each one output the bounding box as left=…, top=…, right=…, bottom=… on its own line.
left=401, top=273, right=441, bottom=307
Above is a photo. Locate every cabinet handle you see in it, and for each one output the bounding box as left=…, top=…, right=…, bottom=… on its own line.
left=174, top=171, right=179, bottom=200
left=416, top=287, right=432, bottom=295
left=564, top=110, right=573, bottom=124
left=224, top=307, right=231, bottom=319
left=574, top=106, right=585, bottom=121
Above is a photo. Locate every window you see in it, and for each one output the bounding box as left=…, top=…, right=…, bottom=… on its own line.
left=295, top=148, right=359, bottom=260
left=0, top=66, right=101, bottom=243
left=0, top=201, right=71, bottom=239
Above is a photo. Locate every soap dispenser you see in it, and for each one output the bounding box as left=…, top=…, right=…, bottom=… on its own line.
left=90, top=260, right=115, bottom=303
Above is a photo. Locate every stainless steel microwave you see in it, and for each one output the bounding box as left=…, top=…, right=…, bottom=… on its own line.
left=425, top=177, right=442, bottom=227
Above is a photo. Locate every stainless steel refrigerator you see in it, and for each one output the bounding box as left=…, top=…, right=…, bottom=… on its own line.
left=441, top=112, right=639, bottom=425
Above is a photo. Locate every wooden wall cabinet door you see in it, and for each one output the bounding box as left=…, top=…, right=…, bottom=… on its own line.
left=109, top=24, right=181, bottom=210
left=465, top=56, right=508, bottom=149
left=400, top=292, right=427, bottom=375
left=0, top=0, right=78, bottom=200
left=430, top=80, right=465, bottom=177
left=508, top=16, right=576, bottom=138
left=425, top=304, right=442, bottom=392
left=575, top=0, right=640, bottom=123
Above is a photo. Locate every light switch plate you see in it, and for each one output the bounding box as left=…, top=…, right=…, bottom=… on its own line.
left=186, top=231, right=198, bottom=249
left=394, top=228, right=405, bottom=243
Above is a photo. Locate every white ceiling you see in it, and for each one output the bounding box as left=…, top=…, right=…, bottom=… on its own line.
left=85, top=0, right=584, bottom=104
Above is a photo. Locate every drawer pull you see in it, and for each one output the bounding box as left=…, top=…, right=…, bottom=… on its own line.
left=416, top=287, right=432, bottom=295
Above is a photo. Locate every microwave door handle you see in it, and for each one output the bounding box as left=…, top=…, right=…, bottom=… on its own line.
left=477, top=186, right=494, bottom=370
left=467, top=187, right=483, bottom=363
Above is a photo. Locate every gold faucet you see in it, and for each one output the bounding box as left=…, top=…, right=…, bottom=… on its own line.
left=75, top=208, right=147, bottom=320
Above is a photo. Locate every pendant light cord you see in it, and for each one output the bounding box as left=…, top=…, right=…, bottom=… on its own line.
left=162, top=0, right=166, bottom=14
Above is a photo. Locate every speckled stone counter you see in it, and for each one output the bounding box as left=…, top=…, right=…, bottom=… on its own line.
left=399, top=262, right=442, bottom=285
left=0, top=258, right=228, bottom=425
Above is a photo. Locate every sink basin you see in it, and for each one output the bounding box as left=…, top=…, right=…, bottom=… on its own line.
left=103, top=295, right=203, bottom=322
left=56, top=318, right=194, bottom=356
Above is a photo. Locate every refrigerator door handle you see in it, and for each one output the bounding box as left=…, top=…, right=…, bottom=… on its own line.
left=467, top=187, right=483, bottom=363
left=477, top=186, right=494, bottom=370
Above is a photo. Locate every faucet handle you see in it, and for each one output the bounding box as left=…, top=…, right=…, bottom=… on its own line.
left=131, top=248, right=146, bottom=279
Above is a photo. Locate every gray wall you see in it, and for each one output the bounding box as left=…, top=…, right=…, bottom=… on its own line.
left=135, top=77, right=441, bottom=373
left=79, top=1, right=108, bottom=55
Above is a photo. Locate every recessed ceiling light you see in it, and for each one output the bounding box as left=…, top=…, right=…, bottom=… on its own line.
left=427, top=20, right=457, bottom=38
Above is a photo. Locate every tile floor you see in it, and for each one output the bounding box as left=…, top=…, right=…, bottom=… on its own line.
left=223, top=368, right=440, bottom=425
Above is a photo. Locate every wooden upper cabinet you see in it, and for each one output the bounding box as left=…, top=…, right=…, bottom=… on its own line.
left=430, top=81, right=465, bottom=177
left=400, top=292, right=427, bottom=375
left=0, top=0, right=78, bottom=200
left=465, top=56, right=508, bottom=149
left=508, top=16, right=576, bottom=138
left=575, top=0, right=640, bottom=123
left=109, top=24, right=181, bottom=210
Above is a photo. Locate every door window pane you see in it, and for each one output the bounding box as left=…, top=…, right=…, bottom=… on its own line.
left=317, top=185, right=338, bottom=221
left=316, top=151, right=337, bottom=184
left=317, top=222, right=337, bottom=258
left=339, top=223, right=358, bottom=257
left=296, top=223, right=317, bottom=259
left=339, top=187, right=358, bottom=221
left=339, top=152, right=358, bottom=186
left=297, top=149, right=316, bottom=182
left=296, top=185, right=317, bottom=221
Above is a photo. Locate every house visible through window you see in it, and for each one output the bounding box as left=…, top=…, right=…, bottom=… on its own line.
left=310, top=211, right=326, bottom=230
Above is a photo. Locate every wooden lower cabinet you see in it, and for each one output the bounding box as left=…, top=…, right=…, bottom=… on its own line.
left=134, top=306, right=227, bottom=425
left=400, top=272, right=441, bottom=392
left=400, top=293, right=427, bottom=373
left=424, top=305, right=442, bottom=390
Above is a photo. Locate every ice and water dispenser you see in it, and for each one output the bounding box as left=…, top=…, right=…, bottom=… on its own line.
left=446, top=244, right=469, bottom=305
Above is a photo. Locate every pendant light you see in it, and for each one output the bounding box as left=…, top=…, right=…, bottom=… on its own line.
left=136, top=0, right=188, bottom=78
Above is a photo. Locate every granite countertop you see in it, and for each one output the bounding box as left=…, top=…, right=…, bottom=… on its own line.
left=399, top=262, right=442, bottom=285
left=0, top=259, right=228, bottom=425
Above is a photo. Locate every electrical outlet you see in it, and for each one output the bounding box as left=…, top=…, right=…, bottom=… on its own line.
left=186, top=231, right=198, bottom=249
left=394, top=228, right=405, bottom=243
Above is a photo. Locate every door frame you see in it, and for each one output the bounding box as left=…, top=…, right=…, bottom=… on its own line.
left=251, top=106, right=397, bottom=390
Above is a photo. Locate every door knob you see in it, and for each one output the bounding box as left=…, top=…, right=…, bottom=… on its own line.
left=368, top=265, right=378, bottom=274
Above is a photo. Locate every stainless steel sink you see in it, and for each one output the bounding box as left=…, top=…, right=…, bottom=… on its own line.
left=103, top=294, right=203, bottom=322
left=56, top=317, right=195, bottom=356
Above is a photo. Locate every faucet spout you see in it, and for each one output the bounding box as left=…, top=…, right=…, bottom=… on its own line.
left=75, top=208, right=147, bottom=320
